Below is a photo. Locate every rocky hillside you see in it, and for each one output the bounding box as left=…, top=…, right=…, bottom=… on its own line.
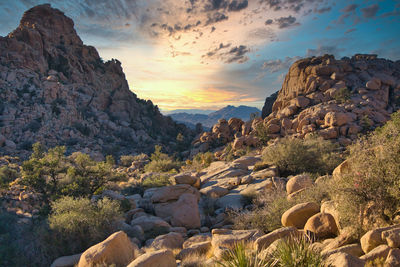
left=169, top=105, right=261, bottom=129
left=263, top=54, right=400, bottom=145
left=0, top=4, right=190, bottom=159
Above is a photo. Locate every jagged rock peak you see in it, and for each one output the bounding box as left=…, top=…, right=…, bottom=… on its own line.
left=11, top=4, right=83, bottom=46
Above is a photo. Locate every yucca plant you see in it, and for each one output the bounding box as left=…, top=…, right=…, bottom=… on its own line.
left=215, top=242, right=269, bottom=267
left=267, top=236, right=323, bottom=267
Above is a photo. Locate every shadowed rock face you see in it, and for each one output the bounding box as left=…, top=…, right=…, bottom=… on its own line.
left=0, top=4, right=190, bottom=159
left=261, top=91, right=278, bottom=119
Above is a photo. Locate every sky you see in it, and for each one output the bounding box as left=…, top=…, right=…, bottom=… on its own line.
left=0, top=0, right=399, bottom=111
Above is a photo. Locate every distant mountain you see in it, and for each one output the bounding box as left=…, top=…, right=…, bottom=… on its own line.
left=162, top=109, right=215, bottom=115
left=169, top=105, right=261, bottom=128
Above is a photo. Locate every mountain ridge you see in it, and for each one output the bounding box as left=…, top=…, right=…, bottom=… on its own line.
left=169, top=105, right=261, bottom=128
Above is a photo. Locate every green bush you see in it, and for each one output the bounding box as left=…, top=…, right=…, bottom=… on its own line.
left=144, top=145, right=181, bottom=173
left=21, top=143, right=124, bottom=205
left=231, top=188, right=292, bottom=233
left=267, top=236, right=324, bottom=267
left=254, top=122, right=270, bottom=145
left=47, top=196, right=122, bottom=256
left=0, top=166, right=18, bottom=189
left=332, top=111, right=400, bottom=233
left=232, top=179, right=332, bottom=233
left=261, top=135, right=342, bottom=176
left=189, top=152, right=215, bottom=171
left=120, top=155, right=136, bottom=167
left=120, top=153, right=148, bottom=167
left=333, top=87, right=351, bottom=103
left=141, top=173, right=172, bottom=189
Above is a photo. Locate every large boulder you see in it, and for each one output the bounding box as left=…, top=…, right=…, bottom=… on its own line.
left=281, top=202, right=320, bottom=229
left=127, top=249, right=176, bottom=267
left=304, top=213, right=338, bottom=239
left=151, top=184, right=200, bottom=203
left=78, top=231, right=138, bottom=267
left=324, top=112, right=353, bottom=127
left=170, top=193, right=201, bottom=228
left=173, top=173, right=199, bottom=187
left=177, top=241, right=212, bottom=260
left=183, top=234, right=211, bottom=248
left=360, top=225, right=400, bottom=253
left=325, top=252, right=365, bottom=267
left=150, top=232, right=184, bottom=250
left=254, top=227, right=298, bottom=251
left=359, top=244, right=391, bottom=262
left=130, top=215, right=171, bottom=237
left=286, top=174, right=313, bottom=195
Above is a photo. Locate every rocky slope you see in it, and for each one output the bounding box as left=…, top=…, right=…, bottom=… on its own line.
left=0, top=4, right=190, bottom=159
left=169, top=105, right=261, bottom=129
left=263, top=54, right=400, bottom=145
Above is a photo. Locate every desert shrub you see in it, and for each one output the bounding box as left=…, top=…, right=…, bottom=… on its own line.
left=231, top=187, right=292, bottom=232
left=216, top=242, right=268, bottom=267
left=21, top=143, right=124, bottom=205
left=46, top=196, right=122, bottom=256
left=141, top=173, right=172, bottom=189
left=332, top=111, right=400, bottom=233
left=267, top=236, right=323, bottom=267
left=120, top=155, right=136, bottom=167
left=144, top=145, right=181, bottom=173
left=254, top=122, right=270, bottom=145
left=253, top=162, right=270, bottom=172
left=188, top=152, right=215, bottom=171
left=360, top=115, right=374, bottom=132
left=333, top=87, right=351, bottom=103
left=261, top=135, right=342, bottom=176
left=0, top=166, right=18, bottom=189
left=232, top=178, right=333, bottom=233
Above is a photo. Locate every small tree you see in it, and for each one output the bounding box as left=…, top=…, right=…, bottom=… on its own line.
left=21, top=143, right=68, bottom=203
left=21, top=143, right=124, bottom=205
left=64, top=153, right=123, bottom=197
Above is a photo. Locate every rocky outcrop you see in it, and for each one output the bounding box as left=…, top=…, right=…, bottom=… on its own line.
left=261, top=54, right=400, bottom=144
left=0, top=4, right=190, bottom=159
left=261, top=91, right=278, bottom=119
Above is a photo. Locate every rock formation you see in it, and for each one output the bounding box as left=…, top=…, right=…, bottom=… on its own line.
left=263, top=54, right=400, bottom=145
left=0, top=4, right=190, bottom=159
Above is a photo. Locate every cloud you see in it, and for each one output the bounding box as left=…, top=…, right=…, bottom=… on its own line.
left=228, top=0, right=248, bottom=12
left=361, top=4, right=379, bottom=18
left=203, top=0, right=248, bottom=12
left=264, top=16, right=300, bottom=28
left=306, top=45, right=343, bottom=57
left=202, top=43, right=249, bottom=63
left=314, top=6, right=331, bottom=14
left=275, top=15, right=300, bottom=28
left=341, top=4, right=358, bottom=13
left=225, top=45, right=249, bottom=63
left=262, top=56, right=301, bottom=73
left=205, top=12, right=229, bottom=25
left=265, top=19, right=273, bottom=25
left=345, top=28, right=356, bottom=34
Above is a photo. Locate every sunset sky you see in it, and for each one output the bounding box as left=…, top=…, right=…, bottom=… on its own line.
left=1, top=0, right=399, bottom=111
